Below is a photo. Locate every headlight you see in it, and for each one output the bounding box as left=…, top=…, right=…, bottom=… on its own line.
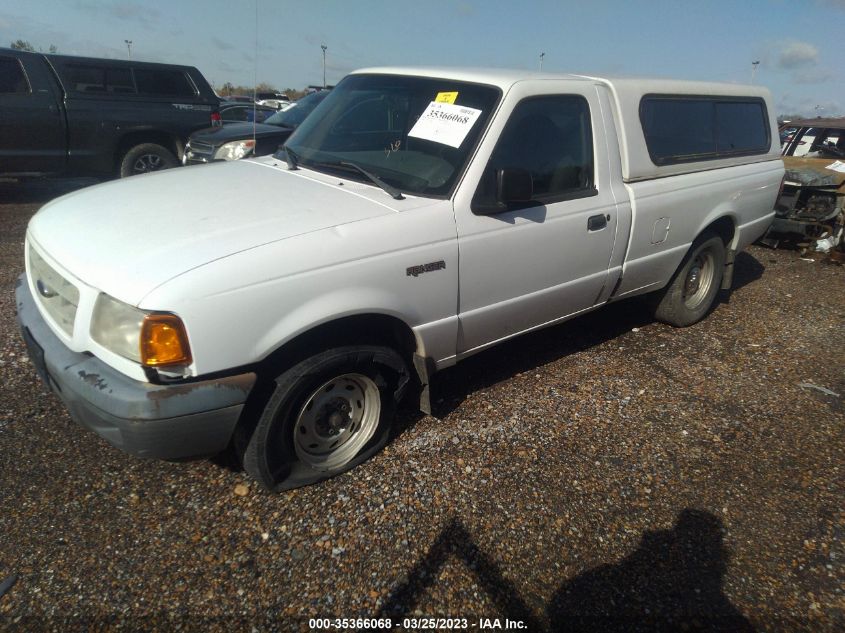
left=90, top=294, right=145, bottom=362
left=90, top=294, right=192, bottom=367
left=213, top=140, right=256, bottom=161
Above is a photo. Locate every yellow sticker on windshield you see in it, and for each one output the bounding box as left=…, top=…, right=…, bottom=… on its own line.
left=435, top=91, right=458, bottom=104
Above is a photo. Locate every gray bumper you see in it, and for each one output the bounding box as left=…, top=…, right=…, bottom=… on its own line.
left=15, top=274, right=256, bottom=459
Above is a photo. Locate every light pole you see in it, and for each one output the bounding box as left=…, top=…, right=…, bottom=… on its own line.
left=321, top=44, right=327, bottom=88
left=539, top=52, right=545, bottom=71
left=751, top=60, right=759, bottom=84
left=125, top=39, right=132, bottom=58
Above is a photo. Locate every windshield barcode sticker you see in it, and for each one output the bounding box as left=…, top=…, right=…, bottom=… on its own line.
left=408, top=102, right=482, bottom=148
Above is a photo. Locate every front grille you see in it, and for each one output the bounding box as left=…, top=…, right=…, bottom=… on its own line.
left=187, top=140, right=214, bottom=155
left=28, top=245, right=79, bottom=337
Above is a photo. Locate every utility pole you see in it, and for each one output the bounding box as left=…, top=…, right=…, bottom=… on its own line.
left=750, top=60, right=759, bottom=84
left=125, top=39, right=132, bottom=58
left=321, top=44, right=327, bottom=88
left=539, top=52, right=545, bottom=71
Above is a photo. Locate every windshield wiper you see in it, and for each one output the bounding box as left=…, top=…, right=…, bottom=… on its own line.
left=338, top=161, right=404, bottom=200
left=275, top=145, right=298, bottom=170
left=274, top=152, right=404, bottom=200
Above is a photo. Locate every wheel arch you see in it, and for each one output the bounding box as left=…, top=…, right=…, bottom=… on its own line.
left=229, top=312, right=422, bottom=462
left=700, top=214, right=738, bottom=249
left=114, top=130, right=183, bottom=168
left=256, top=312, right=420, bottom=378
left=697, top=214, right=738, bottom=288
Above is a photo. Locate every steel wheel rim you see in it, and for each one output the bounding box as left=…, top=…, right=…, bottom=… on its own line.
left=292, top=373, right=381, bottom=471
left=134, top=154, right=163, bottom=173
left=683, top=250, right=715, bottom=309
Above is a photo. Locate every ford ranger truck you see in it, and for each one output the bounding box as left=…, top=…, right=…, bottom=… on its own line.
left=16, top=68, right=784, bottom=491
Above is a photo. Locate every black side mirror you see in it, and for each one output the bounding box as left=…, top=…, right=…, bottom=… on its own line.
left=471, top=167, right=535, bottom=216
left=497, top=168, right=533, bottom=204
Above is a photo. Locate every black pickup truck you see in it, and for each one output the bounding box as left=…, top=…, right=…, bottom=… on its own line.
left=0, top=48, right=220, bottom=178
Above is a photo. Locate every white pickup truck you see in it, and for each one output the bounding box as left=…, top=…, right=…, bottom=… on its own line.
left=17, top=68, right=784, bottom=491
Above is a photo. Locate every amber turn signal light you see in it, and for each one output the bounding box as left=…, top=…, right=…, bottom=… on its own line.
left=140, top=314, right=192, bottom=367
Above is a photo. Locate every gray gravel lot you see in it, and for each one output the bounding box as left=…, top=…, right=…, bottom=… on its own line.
left=0, top=179, right=843, bottom=632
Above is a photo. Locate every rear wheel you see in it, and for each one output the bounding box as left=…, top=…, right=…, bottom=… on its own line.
left=242, top=345, right=409, bottom=491
left=119, top=143, right=178, bottom=177
left=652, top=232, right=726, bottom=327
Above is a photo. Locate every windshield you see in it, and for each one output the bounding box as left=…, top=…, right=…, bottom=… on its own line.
left=265, top=91, right=329, bottom=129
left=283, top=74, right=501, bottom=197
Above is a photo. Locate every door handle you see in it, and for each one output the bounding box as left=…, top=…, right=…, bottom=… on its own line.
left=588, top=214, right=608, bottom=231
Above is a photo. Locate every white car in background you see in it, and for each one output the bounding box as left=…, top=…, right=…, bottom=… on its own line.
left=255, top=92, right=291, bottom=110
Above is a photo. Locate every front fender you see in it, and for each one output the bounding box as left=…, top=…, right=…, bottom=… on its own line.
left=140, top=204, right=460, bottom=376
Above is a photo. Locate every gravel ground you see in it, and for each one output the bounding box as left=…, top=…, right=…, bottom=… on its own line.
left=0, top=179, right=843, bottom=632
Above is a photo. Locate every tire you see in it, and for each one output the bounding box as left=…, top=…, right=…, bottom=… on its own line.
left=119, top=143, right=178, bottom=177
left=652, top=232, right=726, bottom=327
left=242, top=345, right=409, bottom=491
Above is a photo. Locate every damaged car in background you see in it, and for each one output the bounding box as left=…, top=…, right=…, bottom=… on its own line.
left=764, top=118, right=845, bottom=260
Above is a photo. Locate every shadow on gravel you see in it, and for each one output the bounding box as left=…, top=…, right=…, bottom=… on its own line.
left=0, top=178, right=99, bottom=204
left=378, top=518, right=544, bottom=630
left=413, top=250, right=765, bottom=422
left=379, top=510, right=754, bottom=633
left=424, top=297, right=656, bottom=421
left=547, top=509, right=755, bottom=632
left=722, top=251, right=765, bottom=295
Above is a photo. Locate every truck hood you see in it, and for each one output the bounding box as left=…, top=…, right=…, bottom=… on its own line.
left=28, top=159, right=408, bottom=306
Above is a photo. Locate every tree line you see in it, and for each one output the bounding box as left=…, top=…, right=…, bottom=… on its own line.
left=218, top=82, right=309, bottom=101
left=10, top=39, right=57, bottom=53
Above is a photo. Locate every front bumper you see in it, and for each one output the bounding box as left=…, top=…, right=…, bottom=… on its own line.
left=15, top=274, right=256, bottom=459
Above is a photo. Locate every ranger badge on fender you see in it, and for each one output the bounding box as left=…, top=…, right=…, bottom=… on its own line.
left=406, top=261, right=446, bottom=277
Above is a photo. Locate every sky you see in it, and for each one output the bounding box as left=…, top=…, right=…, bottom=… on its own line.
left=2, top=0, right=843, bottom=118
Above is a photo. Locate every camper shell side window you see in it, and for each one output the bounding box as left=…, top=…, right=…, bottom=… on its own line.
left=639, top=95, right=770, bottom=166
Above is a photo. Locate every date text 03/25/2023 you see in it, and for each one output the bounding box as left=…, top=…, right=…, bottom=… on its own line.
left=308, top=617, right=527, bottom=630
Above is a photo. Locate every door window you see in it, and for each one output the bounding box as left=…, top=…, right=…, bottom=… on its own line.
left=787, top=127, right=820, bottom=157
left=472, top=95, right=594, bottom=212
left=789, top=128, right=845, bottom=158
left=0, top=58, right=29, bottom=94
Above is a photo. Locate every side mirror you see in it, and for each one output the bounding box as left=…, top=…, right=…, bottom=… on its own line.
left=497, top=168, right=533, bottom=204
left=471, top=168, right=535, bottom=216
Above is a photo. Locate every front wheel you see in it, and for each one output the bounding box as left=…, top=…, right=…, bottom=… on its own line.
left=652, top=232, right=726, bottom=327
left=242, top=346, right=409, bottom=491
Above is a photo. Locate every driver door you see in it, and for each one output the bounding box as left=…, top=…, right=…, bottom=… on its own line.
left=454, top=89, right=619, bottom=355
